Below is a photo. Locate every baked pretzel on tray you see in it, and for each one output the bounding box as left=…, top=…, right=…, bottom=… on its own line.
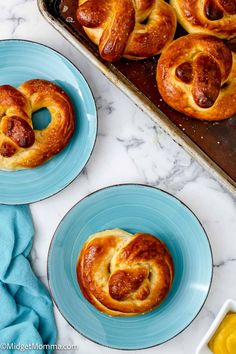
left=170, top=0, right=236, bottom=40
left=157, top=34, right=236, bottom=120
left=77, top=0, right=177, bottom=61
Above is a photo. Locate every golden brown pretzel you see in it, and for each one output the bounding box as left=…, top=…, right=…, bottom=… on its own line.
left=77, top=229, right=174, bottom=316
left=0, top=79, right=74, bottom=170
left=77, top=0, right=177, bottom=61
left=170, top=0, right=236, bottom=39
left=157, top=34, right=236, bottom=120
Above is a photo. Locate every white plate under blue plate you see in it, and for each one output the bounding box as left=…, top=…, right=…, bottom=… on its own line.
left=0, top=39, right=97, bottom=204
left=48, top=184, right=213, bottom=350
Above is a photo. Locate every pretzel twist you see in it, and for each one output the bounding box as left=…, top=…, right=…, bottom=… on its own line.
left=77, top=0, right=177, bottom=61
left=170, top=0, right=236, bottom=39
left=157, top=34, right=236, bottom=120
left=0, top=80, right=74, bottom=170
left=77, top=229, right=174, bottom=316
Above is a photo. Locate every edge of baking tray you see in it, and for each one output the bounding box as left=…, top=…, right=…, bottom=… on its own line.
left=38, top=0, right=236, bottom=197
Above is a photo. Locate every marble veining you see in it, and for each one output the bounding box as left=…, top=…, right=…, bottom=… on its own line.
left=2, top=1, right=236, bottom=353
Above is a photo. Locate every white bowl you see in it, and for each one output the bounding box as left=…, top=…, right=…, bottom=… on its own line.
left=196, top=299, right=236, bottom=354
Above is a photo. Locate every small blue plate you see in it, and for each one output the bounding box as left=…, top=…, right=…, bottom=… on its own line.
left=0, top=40, right=97, bottom=204
left=48, top=184, right=213, bottom=350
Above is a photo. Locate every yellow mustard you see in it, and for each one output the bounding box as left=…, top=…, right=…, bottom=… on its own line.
left=208, top=312, right=236, bottom=354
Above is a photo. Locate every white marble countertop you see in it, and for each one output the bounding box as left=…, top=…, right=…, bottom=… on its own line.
left=2, top=1, right=236, bottom=353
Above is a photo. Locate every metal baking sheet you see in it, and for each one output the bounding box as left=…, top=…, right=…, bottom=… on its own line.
left=38, top=0, right=236, bottom=196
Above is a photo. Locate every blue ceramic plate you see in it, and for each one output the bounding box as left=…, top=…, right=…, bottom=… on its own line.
left=0, top=40, right=97, bottom=204
left=48, top=184, right=213, bottom=350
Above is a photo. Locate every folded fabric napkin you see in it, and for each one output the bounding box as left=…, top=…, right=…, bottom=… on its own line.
left=0, top=205, right=57, bottom=353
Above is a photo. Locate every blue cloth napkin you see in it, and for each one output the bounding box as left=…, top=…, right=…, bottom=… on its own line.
left=0, top=205, right=57, bottom=353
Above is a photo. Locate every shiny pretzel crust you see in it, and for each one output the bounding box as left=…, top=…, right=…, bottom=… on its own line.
left=77, top=0, right=177, bottom=61
left=157, top=34, right=236, bottom=120
left=0, top=79, right=75, bottom=170
left=77, top=229, right=174, bottom=316
left=170, top=0, right=236, bottom=40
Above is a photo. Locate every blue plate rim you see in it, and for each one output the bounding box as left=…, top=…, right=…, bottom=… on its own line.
left=47, top=183, right=213, bottom=350
left=0, top=38, right=98, bottom=205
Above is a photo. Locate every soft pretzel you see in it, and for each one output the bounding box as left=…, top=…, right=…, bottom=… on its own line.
left=77, top=0, right=177, bottom=61
left=157, top=34, right=236, bottom=120
left=170, top=0, right=236, bottom=40
left=0, top=79, right=75, bottom=170
left=77, top=229, right=174, bottom=316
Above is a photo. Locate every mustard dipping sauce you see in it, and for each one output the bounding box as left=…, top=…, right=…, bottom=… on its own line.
left=208, top=312, right=236, bottom=354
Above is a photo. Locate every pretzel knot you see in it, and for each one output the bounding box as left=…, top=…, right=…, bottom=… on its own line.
left=77, top=0, right=177, bottom=61
left=157, top=34, right=236, bottom=120
left=77, top=229, right=174, bottom=316
left=0, top=80, right=74, bottom=170
left=171, top=0, right=236, bottom=39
